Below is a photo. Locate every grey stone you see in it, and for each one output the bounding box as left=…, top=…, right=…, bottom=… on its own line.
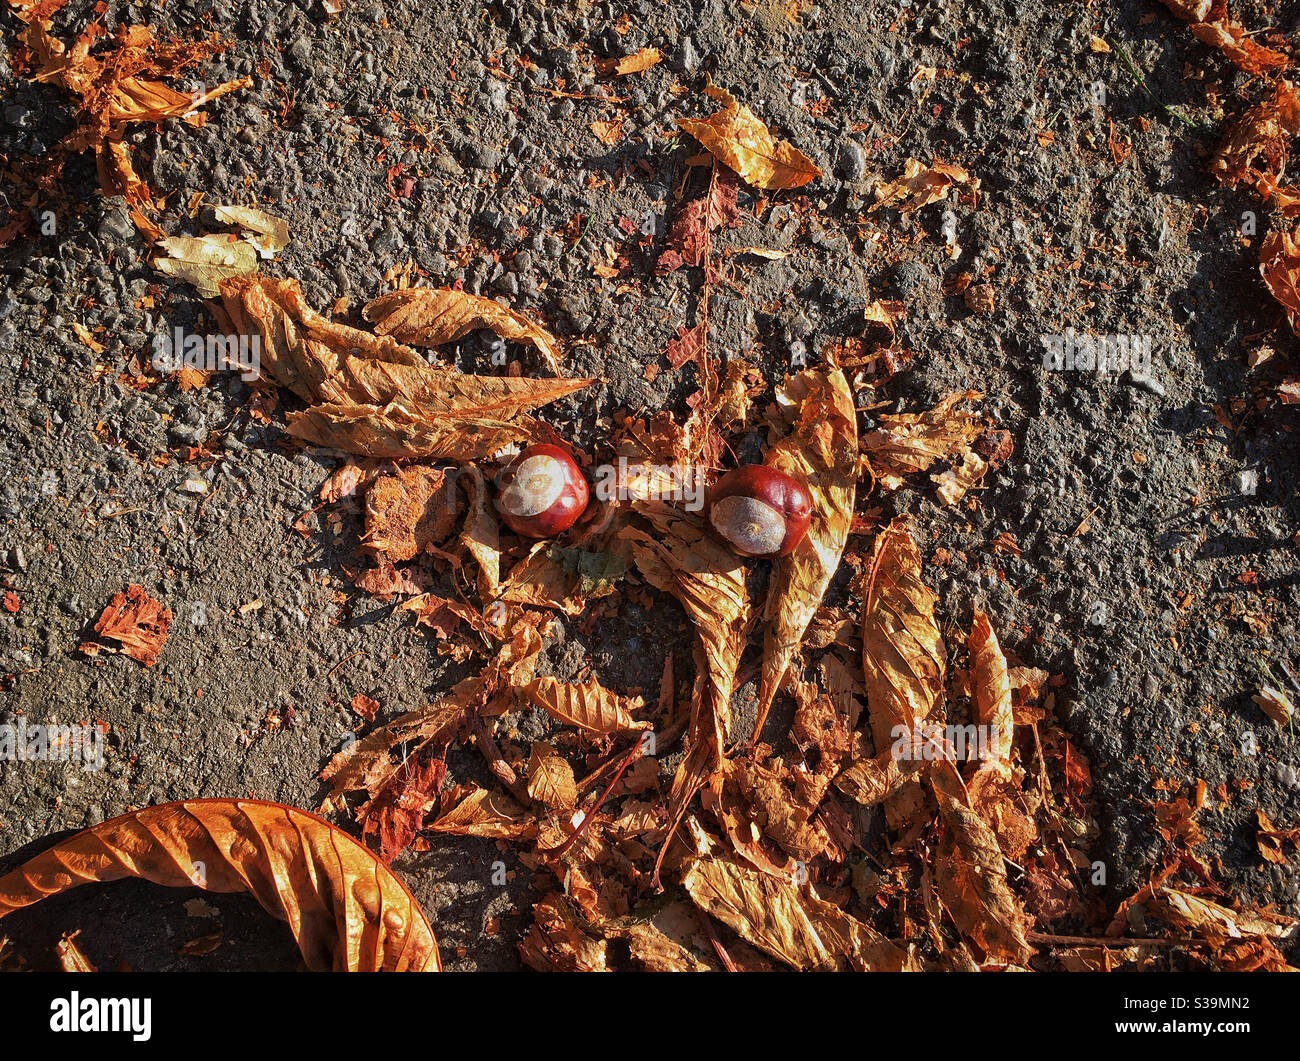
left=671, top=38, right=700, bottom=74
left=836, top=140, right=865, bottom=181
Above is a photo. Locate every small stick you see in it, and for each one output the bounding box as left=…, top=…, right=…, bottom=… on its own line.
left=1028, top=931, right=1204, bottom=949
left=467, top=709, right=531, bottom=807
left=697, top=908, right=738, bottom=972
left=327, top=650, right=364, bottom=679
left=540, top=738, right=644, bottom=858
left=575, top=732, right=649, bottom=794
left=1069, top=505, right=1101, bottom=538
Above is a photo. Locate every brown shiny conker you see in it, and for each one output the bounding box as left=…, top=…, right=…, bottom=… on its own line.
left=495, top=444, right=589, bottom=538
left=706, top=465, right=813, bottom=558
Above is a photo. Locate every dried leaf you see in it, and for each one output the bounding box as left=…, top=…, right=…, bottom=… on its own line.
left=862, top=520, right=946, bottom=828
left=657, top=164, right=740, bottom=274
left=21, top=20, right=249, bottom=239
left=491, top=615, right=545, bottom=690
left=682, top=852, right=914, bottom=970
left=589, top=118, right=625, bottom=145
left=457, top=467, right=500, bottom=603
left=725, top=754, right=832, bottom=864
left=1211, top=80, right=1300, bottom=212
left=1188, top=20, right=1289, bottom=74
left=320, top=680, right=477, bottom=811
left=1253, top=684, right=1296, bottom=727
left=1151, top=886, right=1300, bottom=945
left=863, top=299, right=906, bottom=327
left=0, top=799, right=440, bottom=971
left=320, top=458, right=383, bottom=503
left=835, top=750, right=910, bottom=807
left=396, top=593, right=482, bottom=638
left=521, top=675, right=646, bottom=735
left=1159, top=0, right=1212, bottom=19
left=871, top=158, right=975, bottom=214
left=71, top=322, right=105, bottom=353
left=220, top=275, right=423, bottom=401
left=862, top=390, right=987, bottom=492
left=1260, top=223, right=1300, bottom=339
left=754, top=361, right=859, bottom=740
left=350, top=693, right=380, bottom=722
left=968, top=609, right=1014, bottom=774
left=497, top=542, right=625, bottom=615
left=1216, top=935, right=1298, bottom=972
left=724, top=246, right=789, bottom=260
left=931, top=759, right=1032, bottom=964
left=287, top=402, right=540, bottom=460
left=358, top=756, right=446, bottom=863
left=595, top=47, right=662, bottom=76
left=429, top=786, right=536, bottom=840
left=210, top=203, right=290, bottom=257
left=495, top=546, right=582, bottom=615
left=352, top=559, right=432, bottom=600
left=613, top=913, right=713, bottom=971
left=178, top=931, right=223, bottom=956
left=8, top=1, right=73, bottom=24
left=177, top=364, right=212, bottom=391
left=364, top=288, right=563, bottom=373
left=862, top=521, right=946, bottom=752
left=1058, top=737, right=1093, bottom=816
left=665, top=321, right=709, bottom=370
left=519, top=893, right=607, bottom=971
left=88, top=583, right=171, bottom=666
left=221, top=278, right=594, bottom=454
left=1256, top=808, right=1300, bottom=864
left=323, top=361, right=594, bottom=421
left=526, top=744, right=577, bottom=808
left=620, top=506, right=752, bottom=875
left=622, top=506, right=749, bottom=752
left=933, top=448, right=989, bottom=506
left=677, top=79, right=822, bottom=190
left=153, top=234, right=258, bottom=296
left=362, top=464, right=463, bottom=562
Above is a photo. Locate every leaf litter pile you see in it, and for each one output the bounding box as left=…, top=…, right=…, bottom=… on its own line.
left=2, top=1, right=1299, bottom=973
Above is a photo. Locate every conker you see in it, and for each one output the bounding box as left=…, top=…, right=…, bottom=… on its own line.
left=706, top=465, right=813, bottom=558
left=495, top=444, right=589, bottom=538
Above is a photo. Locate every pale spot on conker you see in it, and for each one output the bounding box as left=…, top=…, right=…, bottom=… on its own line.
left=710, top=495, right=787, bottom=557
left=499, top=454, right=565, bottom=517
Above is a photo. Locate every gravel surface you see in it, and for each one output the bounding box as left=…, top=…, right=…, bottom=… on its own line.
left=1, top=0, right=1298, bottom=970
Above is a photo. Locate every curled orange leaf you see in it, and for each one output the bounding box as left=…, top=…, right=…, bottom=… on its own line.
left=0, top=799, right=440, bottom=971
left=862, top=390, right=988, bottom=494
left=862, top=520, right=946, bottom=752
left=682, top=851, right=915, bottom=971
left=968, top=608, right=1014, bottom=774
left=620, top=505, right=752, bottom=879
left=1260, top=223, right=1300, bottom=338
left=930, top=759, right=1031, bottom=965
left=861, top=519, right=946, bottom=828
left=754, top=361, right=859, bottom=741
left=677, top=79, right=821, bottom=190
left=871, top=158, right=975, bottom=214
left=521, top=675, right=647, bottom=735
left=364, top=288, right=564, bottom=373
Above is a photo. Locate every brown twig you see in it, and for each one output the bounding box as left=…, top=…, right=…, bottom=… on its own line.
left=1028, top=931, right=1205, bottom=949
left=327, top=650, right=365, bottom=679
left=697, top=908, right=738, bottom=971
left=467, top=708, right=531, bottom=807
left=540, top=738, right=644, bottom=858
